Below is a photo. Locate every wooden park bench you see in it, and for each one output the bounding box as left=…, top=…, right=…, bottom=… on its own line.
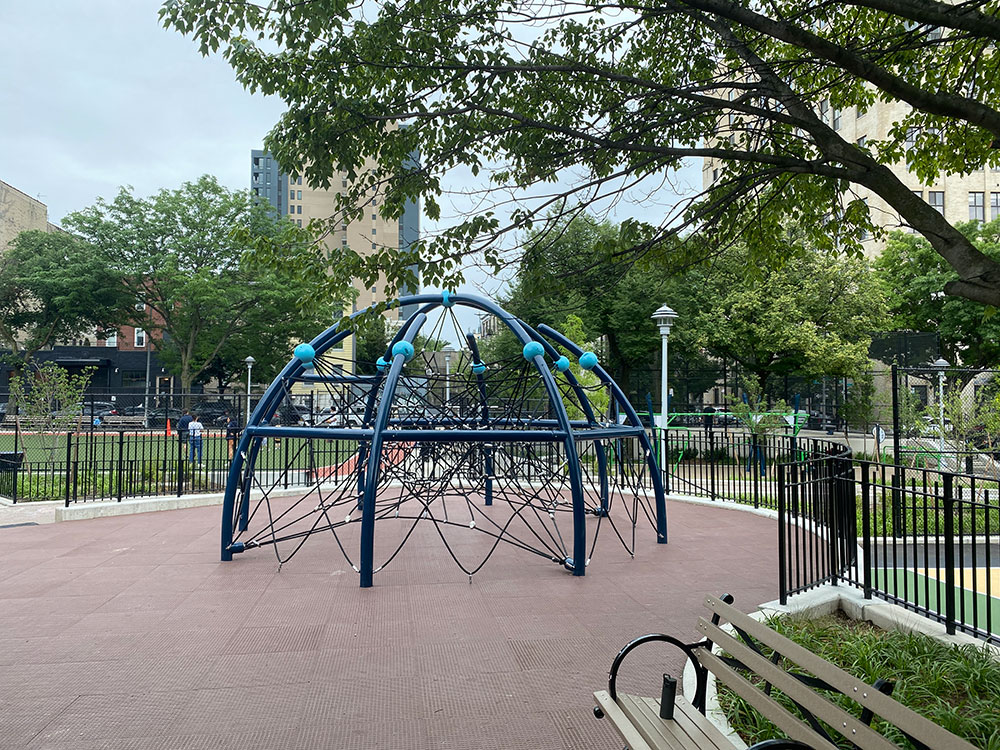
left=593, top=593, right=976, bottom=750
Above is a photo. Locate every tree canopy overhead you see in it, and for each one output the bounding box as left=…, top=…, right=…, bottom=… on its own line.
left=163, top=0, right=1000, bottom=306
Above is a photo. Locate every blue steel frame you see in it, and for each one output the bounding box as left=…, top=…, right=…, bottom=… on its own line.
left=220, top=292, right=667, bottom=587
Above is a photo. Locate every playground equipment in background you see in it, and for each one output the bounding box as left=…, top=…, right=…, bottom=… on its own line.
left=221, top=292, right=666, bottom=587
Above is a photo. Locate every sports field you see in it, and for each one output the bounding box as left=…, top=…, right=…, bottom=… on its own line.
left=872, top=565, right=1000, bottom=637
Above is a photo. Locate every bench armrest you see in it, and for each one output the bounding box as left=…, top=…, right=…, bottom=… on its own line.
left=608, top=633, right=708, bottom=710
left=747, top=741, right=817, bottom=750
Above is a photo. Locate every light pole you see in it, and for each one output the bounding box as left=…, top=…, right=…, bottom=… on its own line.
left=244, top=355, right=256, bottom=424
left=933, top=358, right=949, bottom=467
left=651, top=305, right=678, bottom=484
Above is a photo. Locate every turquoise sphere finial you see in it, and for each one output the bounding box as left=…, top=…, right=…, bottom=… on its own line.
left=391, top=340, right=415, bottom=362
left=522, top=341, right=544, bottom=361
left=579, top=351, right=598, bottom=370
left=294, top=343, right=316, bottom=367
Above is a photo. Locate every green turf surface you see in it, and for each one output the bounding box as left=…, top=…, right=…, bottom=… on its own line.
left=871, top=567, right=1000, bottom=638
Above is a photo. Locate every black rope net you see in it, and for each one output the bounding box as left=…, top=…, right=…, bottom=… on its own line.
left=227, top=306, right=662, bottom=581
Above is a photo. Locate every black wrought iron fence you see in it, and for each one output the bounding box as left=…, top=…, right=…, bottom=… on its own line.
left=777, top=446, right=1000, bottom=645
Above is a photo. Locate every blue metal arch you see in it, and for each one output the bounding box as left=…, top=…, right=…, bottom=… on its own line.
left=221, top=292, right=667, bottom=583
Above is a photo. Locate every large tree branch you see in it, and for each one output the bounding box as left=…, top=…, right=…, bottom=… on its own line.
left=839, top=0, right=1000, bottom=42
left=674, top=0, right=1000, bottom=140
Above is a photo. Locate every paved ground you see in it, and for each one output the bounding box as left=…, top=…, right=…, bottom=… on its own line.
left=0, top=499, right=778, bottom=749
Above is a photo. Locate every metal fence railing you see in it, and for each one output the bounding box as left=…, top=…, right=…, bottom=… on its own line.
left=777, top=448, right=1000, bottom=645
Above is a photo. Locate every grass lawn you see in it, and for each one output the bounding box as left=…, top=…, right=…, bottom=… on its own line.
left=717, top=613, right=1000, bottom=749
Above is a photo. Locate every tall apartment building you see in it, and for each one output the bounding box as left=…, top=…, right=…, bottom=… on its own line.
left=702, top=100, right=996, bottom=256
left=250, top=149, right=421, bottom=369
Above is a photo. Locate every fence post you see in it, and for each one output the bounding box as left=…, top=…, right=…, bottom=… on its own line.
left=827, top=454, right=839, bottom=587
left=891, top=472, right=902, bottom=539
left=777, top=462, right=787, bottom=605
left=891, top=363, right=901, bottom=469
left=116, top=431, right=125, bottom=502
left=64, top=432, right=72, bottom=507
left=943, top=473, right=957, bottom=636
left=861, top=461, right=872, bottom=599
left=709, top=430, right=716, bottom=500
left=176, top=431, right=184, bottom=497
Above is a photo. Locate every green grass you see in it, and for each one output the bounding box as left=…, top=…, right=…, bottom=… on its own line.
left=856, top=497, right=1000, bottom=537
left=717, top=613, right=1000, bottom=750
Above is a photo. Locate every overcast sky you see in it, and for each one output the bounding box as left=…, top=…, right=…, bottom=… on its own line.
left=0, top=1, right=284, bottom=224
left=1, top=1, right=700, bottom=338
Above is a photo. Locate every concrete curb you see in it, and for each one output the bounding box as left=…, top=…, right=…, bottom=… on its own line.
left=53, top=487, right=306, bottom=522
left=667, top=492, right=779, bottom=521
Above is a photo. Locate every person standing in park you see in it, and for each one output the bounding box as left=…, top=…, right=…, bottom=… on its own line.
left=225, top=413, right=240, bottom=460
left=177, top=409, right=192, bottom=458
left=188, top=413, right=204, bottom=465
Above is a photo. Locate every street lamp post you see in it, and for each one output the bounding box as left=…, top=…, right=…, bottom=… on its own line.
left=933, top=358, right=949, bottom=467
left=244, top=355, right=256, bottom=424
left=651, top=305, right=679, bottom=489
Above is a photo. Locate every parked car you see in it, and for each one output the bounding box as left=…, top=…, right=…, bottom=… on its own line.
left=190, top=401, right=233, bottom=426
left=50, top=401, right=119, bottom=421
left=122, top=405, right=184, bottom=428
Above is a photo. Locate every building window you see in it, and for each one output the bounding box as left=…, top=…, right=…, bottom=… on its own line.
left=105, top=333, right=118, bottom=348
left=970, top=191, right=985, bottom=221
left=712, top=168, right=719, bottom=182
left=297, top=190, right=302, bottom=200
left=372, top=228, right=377, bottom=235
left=288, top=205, right=294, bottom=214
left=857, top=105, right=867, bottom=119
left=135, top=328, right=146, bottom=348
left=290, top=189, right=295, bottom=200
left=818, top=99, right=829, bottom=124
left=372, top=213, right=377, bottom=221
left=859, top=198, right=869, bottom=240
left=992, top=193, right=1000, bottom=221
left=929, top=191, right=944, bottom=214
left=297, top=219, right=302, bottom=227
left=912, top=189, right=922, bottom=199
left=297, top=205, right=302, bottom=214
left=856, top=135, right=867, bottom=148
left=297, top=176, right=303, bottom=185
left=905, top=128, right=919, bottom=151
left=832, top=109, right=841, bottom=130
left=342, top=238, right=348, bottom=246
left=371, top=242, right=377, bottom=250
left=342, top=179, right=348, bottom=188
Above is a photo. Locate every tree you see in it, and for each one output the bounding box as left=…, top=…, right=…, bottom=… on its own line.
left=163, top=0, right=1000, bottom=306
left=0, top=230, right=132, bottom=367
left=64, top=176, right=341, bottom=394
left=875, top=222, right=1000, bottom=369
left=10, top=363, right=95, bottom=460
left=680, top=242, right=887, bottom=391
left=484, top=214, right=718, bottom=403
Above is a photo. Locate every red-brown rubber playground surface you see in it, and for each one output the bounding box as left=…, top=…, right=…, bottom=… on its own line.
left=0, top=498, right=777, bottom=749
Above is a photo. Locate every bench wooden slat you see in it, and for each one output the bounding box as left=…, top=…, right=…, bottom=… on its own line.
left=699, top=649, right=841, bottom=750
left=595, top=690, right=656, bottom=750
left=703, top=595, right=979, bottom=750
left=663, top=695, right=734, bottom=750
left=699, top=617, right=899, bottom=750
left=619, top=694, right=693, bottom=750
left=597, top=689, right=738, bottom=750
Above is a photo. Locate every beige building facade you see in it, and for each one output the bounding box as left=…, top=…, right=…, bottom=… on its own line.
left=252, top=150, right=420, bottom=376
left=0, top=180, right=56, bottom=251
left=702, top=99, right=996, bottom=256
